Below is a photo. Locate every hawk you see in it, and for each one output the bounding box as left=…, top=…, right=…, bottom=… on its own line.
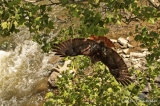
left=52, top=37, right=133, bottom=86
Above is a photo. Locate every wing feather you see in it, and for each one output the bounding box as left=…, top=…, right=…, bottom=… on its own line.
left=100, top=46, right=133, bottom=86
left=52, top=38, right=100, bottom=57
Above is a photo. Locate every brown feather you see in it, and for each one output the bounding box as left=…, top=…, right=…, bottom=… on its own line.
left=100, top=46, right=133, bottom=85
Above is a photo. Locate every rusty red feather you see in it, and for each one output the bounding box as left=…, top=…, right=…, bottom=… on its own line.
left=89, top=35, right=115, bottom=48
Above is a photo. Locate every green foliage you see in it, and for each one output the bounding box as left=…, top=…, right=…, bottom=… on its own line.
left=44, top=57, right=159, bottom=106
left=134, top=26, right=160, bottom=102
left=0, top=0, right=53, bottom=52
left=135, top=26, right=160, bottom=63
left=57, top=3, right=110, bottom=38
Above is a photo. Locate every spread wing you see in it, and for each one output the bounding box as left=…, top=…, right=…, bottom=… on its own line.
left=100, top=46, right=133, bottom=86
left=52, top=38, right=101, bottom=63
left=53, top=38, right=133, bottom=86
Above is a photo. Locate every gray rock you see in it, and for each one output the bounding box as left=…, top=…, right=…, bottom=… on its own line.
left=48, top=70, right=61, bottom=87
left=157, top=59, right=160, bottom=62
left=117, top=49, right=123, bottom=54
left=141, top=48, right=148, bottom=51
left=123, top=48, right=129, bottom=54
left=131, top=58, right=140, bottom=62
left=110, top=39, right=117, bottom=43
left=48, top=60, right=75, bottom=87
left=118, top=37, right=128, bottom=46
left=133, top=64, right=140, bottom=69
left=134, top=63, right=142, bottom=69
left=143, top=51, right=149, bottom=55
left=122, top=54, right=130, bottom=58
left=142, top=83, right=152, bottom=93
left=130, top=75, right=137, bottom=81
left=155, top=75, right=160, bottom=83
left=127, top=43, right=134, bottom=48
left=139, top=92, right=150, bottom=100
left=130, top=52, right=146, bottom=58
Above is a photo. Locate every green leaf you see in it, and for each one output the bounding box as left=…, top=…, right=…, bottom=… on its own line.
left=45, top=92, right=54, bottom=99
left=124, top=90, right=131, bottom=96
left=13, top=21, right=18, bottom=27
left=148, top=18, right=155, bottom=23
left=107, top=88, right=113, bottom=93
left=2, top=12, right=9, bottom=20
left=1, top=22, right=8, bottom=29
left=111, top=81, right=119, bottom=86
left=116, top=20, right=121, bottom=24
left=134, top=35, right=142, bottom=41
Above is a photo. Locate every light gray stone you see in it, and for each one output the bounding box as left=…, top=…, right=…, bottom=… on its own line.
left=139, top=92, right=150, bottom=100
left=143, top=51, right=150, bottom=55
left=124, top=55, right=130, bottom=58
left=142, top=83, right=152, bottom=93
left=155, top=75, right=160, bottom=83
left=118, top=37, right=128, bottom=46
left=130, top=52, right=146, bottom=58
left=110, top=39, right=117, bottom=43
left=123, top=48, right=129, bottom=54
left=133, top=64, right=139, bottom=69
left=122, top=54, right=130, bottom=58
left=130, top=75, right=137, bottom=81
left=117, top=49, right=123, bottom=54
left=127, top=43, right=134, bottom=48
left=135, top=63, right=142, bottom=68
left=131, top=58, right=140, bottom=62
left=48, top=71, right=61, bottom=87
left=157, top=59, right=160, bottom=62
left=141, top=48, right=148, bottom=51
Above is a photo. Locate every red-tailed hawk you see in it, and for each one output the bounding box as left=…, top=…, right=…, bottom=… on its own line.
left=53, top=37, right=133, bottom=86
